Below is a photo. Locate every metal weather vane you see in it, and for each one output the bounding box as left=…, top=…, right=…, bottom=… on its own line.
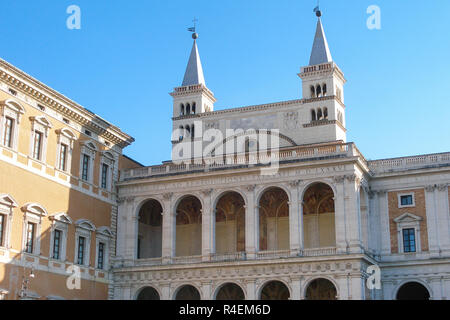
left=187, top=17, right=199, bottom=39
left=313, top=0, right=322, bottom=17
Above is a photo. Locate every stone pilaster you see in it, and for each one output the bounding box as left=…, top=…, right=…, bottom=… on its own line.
left=288, top=180, right=301, bottom=256
left=162, top=193, right=175, bottom=263
left=245, top=185, right=258, bottom=259
left=201, top=189, right=213, bottom=261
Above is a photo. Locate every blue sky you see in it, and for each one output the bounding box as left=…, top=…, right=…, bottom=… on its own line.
left=1, top=0, right=449, bottom=165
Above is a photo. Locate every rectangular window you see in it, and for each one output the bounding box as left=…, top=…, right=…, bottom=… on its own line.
left=3, top=117, right=13, bottom=148
left=400, top=195, right=414, bottom=206
left=81, top=154, right=90, bottom=181
left=0, top=214, right=5, bottom=247
left=97, top=242, right=105, bottom=269
left=25, top=223, right=35, bottom=254
left=59, top=144, right=68, bottom=171
left=402, top=228, right=416, bottom=253
left=53, top=229, right=62, bottom=260
left=33, top=131, right=43, bottom=160
left=77, top=236, right=85, bottom=265
left=101, top=163, right=109, bottom=189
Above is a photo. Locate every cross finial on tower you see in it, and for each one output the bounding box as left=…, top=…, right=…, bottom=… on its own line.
left=313, top=0, right=322, bottom=18
left=187, top=17, right=199, bottom=39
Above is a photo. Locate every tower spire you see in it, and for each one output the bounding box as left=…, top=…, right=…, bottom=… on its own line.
left=182, top=21, right=205, bottom=87
left=309, top=7, right=333, bottom=66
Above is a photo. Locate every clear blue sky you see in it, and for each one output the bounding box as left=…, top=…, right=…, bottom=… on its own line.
left=2, top=0, right=449, bottom=165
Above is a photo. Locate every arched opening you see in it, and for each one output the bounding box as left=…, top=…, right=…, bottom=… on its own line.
left=216, top=283, right=245, bottom=300
left=311, top=109, right=316, bottom=121
left=180, top=104, right=185, bottom=116
left=317, top=108, right=323, bottom=120
left=191, top=124, right=195, bottom=139
left=316, top=85, right=322, bottom=97
left=323, top=107, right=328, bottom=120
left=258, top=187, right=289, bottom=251
left=137, top=199, right=162, bottom=259
left=305, top=278, right=337, bottom=300
left=136, top=286, right=160, bottom=300
left=310, top=86, right=316, bottom=98
left=192, top=102, right=196, bottom=114
left=260, top=281, right=290, bottom=300
left=186, top=103, right=191, bottom=115
left=175, top=196, right=202, bottom=257
left=186, top=125, right=191, bottom=138
left=179, top=126, right=184, bottom=141
left=215, top=192, right=245, bottom=254
left=175, top=285, right=201, bottom=300
left=396, top=282, right=430, bottom=300
left=302, top=183, right=336, bottom=249
left=322, top=83, right=327, bottom=96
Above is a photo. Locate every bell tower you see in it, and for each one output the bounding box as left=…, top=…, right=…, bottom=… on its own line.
left=170, top=32, right=216, bottom=119
left=298, top=8, right=347, bottom=140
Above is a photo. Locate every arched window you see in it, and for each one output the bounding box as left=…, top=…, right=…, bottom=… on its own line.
left=179, top=126, right=184, bottom=141
left=186, top=125, right=191, bottom=137
left=323, top=107, right=328, bottom=120
left=192, top=103, right=196, bottom=114
left=316, top=85, right=322, bottom=97
left=311, top=109, right=316, bottom=121
left=310, top=86, right=316, bottom=98
left=322, top=83, right=327, bottom=96
left=180, top=104, right=185, bottom=116
left=317, top=108, right=323, bottom=120
left=191, top=124, right=195, bottom=139
left=186, top=103, right=191, bottom=115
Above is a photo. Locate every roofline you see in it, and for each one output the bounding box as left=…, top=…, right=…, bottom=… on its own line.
left=0, top=58, right=135, bottom=148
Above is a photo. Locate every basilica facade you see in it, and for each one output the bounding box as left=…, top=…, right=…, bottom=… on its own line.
left=112, top=15, right=450, bottom=300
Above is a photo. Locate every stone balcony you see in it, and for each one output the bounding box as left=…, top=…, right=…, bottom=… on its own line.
left=120, top=142, right=367, bottom=181
left=114, top=247, right=340, bottom=269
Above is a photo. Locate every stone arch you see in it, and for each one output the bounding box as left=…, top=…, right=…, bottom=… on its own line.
left=258, top=280, right=291, bottom=300
left=173, top=284, right=202, bottom=300
left=302, top=182, right=336, bottom=249
left=214, top=191, right=246, bottom=254
left=214, top=282, right=246, bottom=300
left=211, top=130, right=297, bottom=156
left=395, top=280, right=431, bottom=300
left=174, top=195, right=203, bottom=257
left=137, top=199, right=163, bottom=259
left=135, top=286, right=161, bottom=300
left=304, top=277, right=339, bottom=300
left=257, top=186, right=290, bottom=251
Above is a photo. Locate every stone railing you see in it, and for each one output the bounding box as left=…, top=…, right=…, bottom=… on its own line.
left=255, top=250, right=291, bottom=260
left=211, top=252, right=247, bottom=262
left=301, top=247, right=337, bottom=257
left=368, top=152, right=450, bottom=174
left=172, top=255, right=203, bottom=265
left=120, top=142, right=359, bottom=181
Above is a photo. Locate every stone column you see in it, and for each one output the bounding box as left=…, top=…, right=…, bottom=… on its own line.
left=333, top=176, right=348, bottom=254
left=117, top=197, right=138, bottom=262
left=201, top=281, right=212, bottom=300
left=436, top=185, right=450, bottom=254
left=201, top=189, right=213, bottom=262
left=288, top=180, right=301, bottom=256
left=377, top=190, right=391, bottom=256
left=425, top=185, right=440, bottom=257
left=160, top=283, right=171, bottom=300
left=245, top=185, right=258, bottom=259
left=245, top=279, right=257, bottom=300
left=290, top=277, right=301, bottom=300
left=162, top=193, right=175, bottom=263
left=344, top=174, right=363, bottom=253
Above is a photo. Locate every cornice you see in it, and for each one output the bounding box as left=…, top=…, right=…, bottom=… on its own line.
left=172, top=96, right=340, bottom=121
left=0, top=58, right=134, bottom=148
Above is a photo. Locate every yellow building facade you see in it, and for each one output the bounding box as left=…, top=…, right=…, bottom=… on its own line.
left=0, top=58, right=137, bottom=300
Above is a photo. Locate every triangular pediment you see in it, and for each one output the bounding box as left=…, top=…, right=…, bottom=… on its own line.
left=0, top=194, right=18, bottom=208
left=50, top=212, right=73, bottom=224
left=394, top=212, right=423, bottom=223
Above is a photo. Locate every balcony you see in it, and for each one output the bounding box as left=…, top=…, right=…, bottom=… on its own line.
left=116, top=247, right=342, bottom=269
left=120, top=142, right=365, bottom=181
